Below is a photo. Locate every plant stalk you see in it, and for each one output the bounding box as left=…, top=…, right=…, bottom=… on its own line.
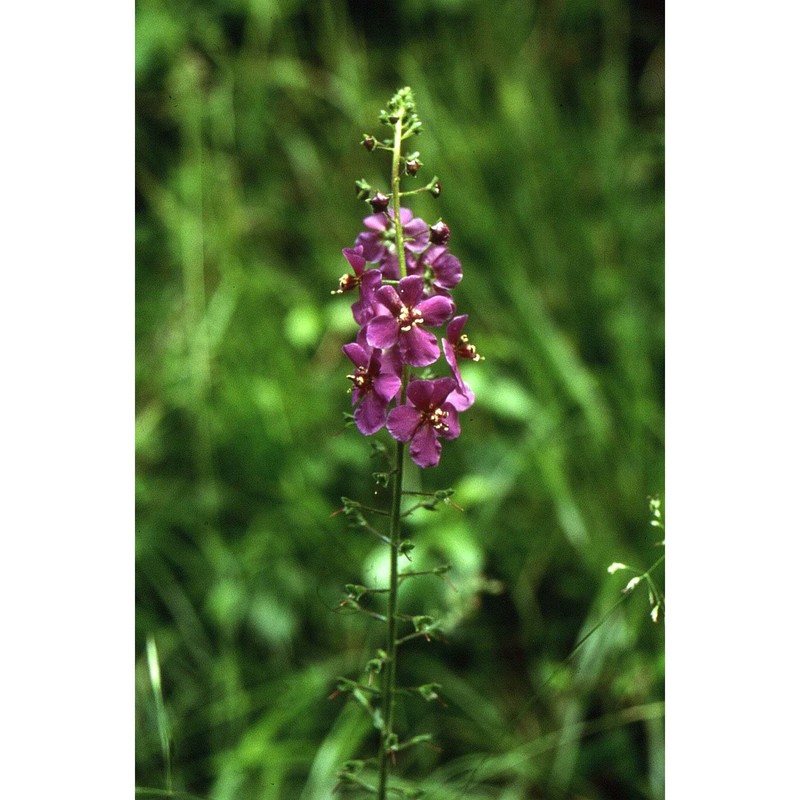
left=377, top=439, right=404, bottom=798
left=391, top=113, right=409, bottom=281
left=377, top=105, right=410, bottom=800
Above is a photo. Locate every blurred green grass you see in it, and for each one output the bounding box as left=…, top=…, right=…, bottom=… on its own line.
left=136, top=1, right=664, bottom=797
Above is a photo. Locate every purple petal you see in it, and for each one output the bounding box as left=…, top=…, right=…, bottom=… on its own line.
left=431, top=252, right=462, bottom=289
left=352, top=299, right=375, bottom=327
left=387, top=404, right=422, bottom=442
left=366, top=348, right=383, bottom=377
left=446, top=383, right=475, bottom=412
left=373, top=372, right=402, bottom=402
left=342, top=246, right=366, bottom=277
left=422, top=245, right=447, bottom=262
left=443, top=337, right=458, bottom=374
left=409, top=425, right=442, bottom=468
left=417, top=295, right=455, bottom=327
left=379, top=252, right=400, bottom=280
left=442, top=338, right=474, bottom=411
left=355, top=392, right=389, bottom=435
left=427, top=376, right=458, bottom=408
left=355, top=231, right=385, bottom=262
left=406, top=379, right=436, bottom=410
left=399, top=325, right=440, bottom=367
left=351, top=269, right=383, bottom=325
left=374, top=284, right=403, bottom=315
left=362, top=269, right=383, bottom=292
left=363, top=213, right=390, bottom=231
left=397, top=276, right=424, bottom=308
left=381, top=345, right=404, bottom=377
left=394, top=207, right=413, bottom=226
left=404, top=252, right=422, bottom=278
left=366, top=314, right=400, bottom=349
left=432, top=286, right=454, bottom=300
left=351, top=299, right=373, bottom=326
left=446, top=314, right=468, bottom=344
left=404, top=217, right=430, bottom=252
left=438, top=402, right=461, bottom=439
left=342, top=342, right=369, bottom=369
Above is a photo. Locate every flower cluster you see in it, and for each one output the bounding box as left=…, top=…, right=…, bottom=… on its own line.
left=333, top=87, right=481, bottom=468
left=335, top=217, right=480, bottom=466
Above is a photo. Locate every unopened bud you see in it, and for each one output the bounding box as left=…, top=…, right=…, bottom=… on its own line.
left=623, top=576, right=641, bottom=594
left=369, top=192, right=391, bottom=213
left=405, top=159, right=420, bottom=176
left=429, top=220, right=450, bottom=245
left=361, top=134, right=376, bottom=151
left=429, top=180, right=442, bottom=198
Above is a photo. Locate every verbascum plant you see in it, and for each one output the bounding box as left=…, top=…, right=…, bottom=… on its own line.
left=329, top=87, right=482, bottom=799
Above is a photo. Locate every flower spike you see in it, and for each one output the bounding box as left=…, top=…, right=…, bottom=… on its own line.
left=331, top=89, right=482, bottom=796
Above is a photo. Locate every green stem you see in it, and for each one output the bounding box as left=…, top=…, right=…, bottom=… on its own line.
left=377, top=106, right=410, bottom=800
left=377, top=439, right=404, bottom=797
left=391, top=115, right=408, bottom=281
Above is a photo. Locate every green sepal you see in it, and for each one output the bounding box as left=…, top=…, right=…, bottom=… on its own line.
left=415, top=683, right=443, bottom=702
left=412, top=615, right=435, bottom=632
left=345, top=583, right=368, bottom=601
left=399, top=540, right=415, bottom=557
left=373, top=471, right=390, bottom=488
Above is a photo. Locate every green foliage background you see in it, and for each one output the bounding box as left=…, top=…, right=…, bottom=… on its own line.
left=135, top=0, right=664, bottom=797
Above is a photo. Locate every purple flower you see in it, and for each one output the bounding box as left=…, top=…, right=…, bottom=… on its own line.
left=355, top=208, right=429, bottom=279
left=342, top=341, right=402, bottom=435
left=333, top=246, right=384, bottom=325
left=408, top=245, right=463, bottom=294
left=365, top=276, right=454, bottom=367
left=442, top=315, right=481, bottom=411
left=387, top=378, right=461, bottom=468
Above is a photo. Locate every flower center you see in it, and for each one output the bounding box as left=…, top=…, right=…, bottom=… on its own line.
left=426, top=406, right=449, bottom=432
left=335, top=273, right=360, bottom=293
left=347, top=366, right=370, bottom=391
left=397, top=305, right=423, bottom=332
left=457, top=333, right=481, bottom=361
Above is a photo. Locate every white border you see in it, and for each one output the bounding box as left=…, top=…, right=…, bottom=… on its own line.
left=667, top=2, right=800, bottom=795
left=1, top=3, right=133, bottom=797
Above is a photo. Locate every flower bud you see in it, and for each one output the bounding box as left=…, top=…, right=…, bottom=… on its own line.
left=429, top=180, right=442, bottom=198
left=429, top=219, right=450, bottom=245
left=369, top=192, right=390, bottom=213
left=361, top=134, right=376, bottom=151
left=624, top=576, right=641, bottom=593
left=405, top=159, right=420, bottom=176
